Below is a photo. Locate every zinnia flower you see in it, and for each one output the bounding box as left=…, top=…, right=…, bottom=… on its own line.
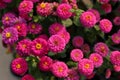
left=21, top=74, right=35, bottom=80
left=49, top=22, right=66, bottom=35
left=110, top=51, right=120, bottom=66
left=38, top=56, right=53, bottom=71
left=19, top=1, right=33, bottom=14
left=94, top=42, right=109, bottom=57
left=72, top=36, right=84, bottom=48
left=11, top=58, right=28, bottom=75
left=78, top=58, right=94, bottom=76
left=0, top=1, right=6, bottom=9
left=114, top=65, right=120, bottom=72
left=81, top=43, right=90, bottom=53
left=105, top=69, right=111, bottom=79
left=113, top=16, right=120, bottom=26
left=28, top=22, right=43, bottom=34
left=16, top=39, right=32, bottom=57
left=38, top=34, right=49, bottom=41
left=31, top=38, right=48, bottom=57
left=56, top=3, right=72, bottom=19
left=2, top=0, right=12, bottom=3
left=2, top=27, right=18, bottom=44
left=48, top=35, right=66, bottom=53
left=24, top=0, right=39, bottom=3
left=80, top=11, right=97, bottom=28
left=51, top=61, right=68, bottom=78
left=70, top=49, right=83, bottom=62
left=111, top=33, right=120, bottom=44
left=99, top=0, right=110, bottom=4
left=89, top=53, right=103, bottom=68
left=99, top=19, right=112, bottom=33
left=101, top=3, right=112, bottom=13
left=36, top=2, right=53, bottom=16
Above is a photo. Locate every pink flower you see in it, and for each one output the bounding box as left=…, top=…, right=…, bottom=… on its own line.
left=80, top=11, right=97, bottom=28
left=28, top=22, right=43, bottom=34
left=49, top=22, right=66, bottom=35
left=99, top=0, right=110, bottom=4
left=72, top=36, right=84, bottom=48
left=57, top=30, right=70, bottom=44
left=21, top=74, right=35, bottom=80
left=87, top=9, right=100, bottom=22
left=81, top=43, right=90, bottom=53
left=16, top=39, right=32, bottom=57
left=114, top=65, right=120, bottom=72
left=51, top=61, right=68, bottom=78
left=86, top=72, right=95, bottom=79
left=14, top=23, right=27, bottom=37
left=89, top=53, right=103, bottom=68
left=19, top=1, right=33, bottom=14
left=111, top=33, right=120, bottom=44
left=19, top=12, right=32, bottom=21
left=38, top=34, right=49, bottom=41
left=78, top=58, right=94, bottom=76
left=2, top=0, right=12, bottom=3
left=31, top=38, right=48, bottom=57
left=99, top=19, right=112, bottom=33
left=101, top=3, right=112, bottom=13
left=48, top=35, right=66, bottom=53
left=113, top=16, right=120, bottom=26
left=11, top=58, right=28, bottom=75
left=94, top=42, right=109, bottom=57
left=64, top=68, right=79, bottom=80
left=0, top=1, right=6, bottom=9
left=70, top=49, right=83, bottom=62
left=38, top=56, right=53, bottom=71
left=105, top=69, right=111, bottom=79
left=36, top=2, right=53, bottom=16
left=57, top=3, right=72, bottom=19
left=110, top=51, right=120, bottom=66
left=23, top=0, right=39, bottom=3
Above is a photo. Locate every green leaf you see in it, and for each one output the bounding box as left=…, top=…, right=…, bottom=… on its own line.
left=94, top=25, right=100, bottom=31
left=73, top=15, right=81, bottom=27
left=66, top=61, right=78, bottom=67
left=48, top=52, right=55, bottom=56
left=61, top=19, right=73, bottom=27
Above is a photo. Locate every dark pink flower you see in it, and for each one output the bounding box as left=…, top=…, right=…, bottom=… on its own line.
left=101, top=3, right=112, bottom=13
left=113, top=16, right=120, bottom=26
left=105, top=69, right=111, bottom=79
left=21, top=74, right=35, bottom=80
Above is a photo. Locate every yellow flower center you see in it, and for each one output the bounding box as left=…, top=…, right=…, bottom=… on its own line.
left=116, top=56, right=120, bottom=61
left=43, top=62, right=48, bottom=66
left=75, top=53, right=79, bottom=57
left=17, top=25, right=21, bottom=30
left=54, top=40, right=59, bottom=46
left=93, top=56, right=98, bottom=62
left=22, top=44, right=26, bottom=48
left=55, top=26, right=60, bottom=31
left=115, top=36, right=120, bottom=41
left=40, top=3, right=46, bottom=8
left=62, top=7, right=67, bottom=11
left=16, top=64, right=21, bottom=69
left=104, top=22, right=109, bottom=29
left=58, top=67, right=63, bottom=72
left=6, top=32, right=11, bottom=38
left=32, top=24, right=36, bottom=29
left=85, top=15, right=92, bottom=21
left=100, top=46, right=106, bottom=53
left=22, top=3, right=27, bottom=8
left=36, top=43, right=42, bottom=49
left=5, top=17, right=9, bottom=21
left=84, top=63, right=90, bottom=69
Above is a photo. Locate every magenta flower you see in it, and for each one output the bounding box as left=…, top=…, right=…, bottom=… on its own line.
left=31, top=38, right=48, bottom=57
left=81, top=43, right=90, bottom=53
left=94, top=42, right=109, bottom=57
left=36, top=2, right=53, bottom=16
left=48, top=35, right=66, bottom=53
left=19, top=12, right=32, bottom=21
left=78, top=58, right=94, bottom=76
left=114, top=65, right=120, bottom=72
left=38, top=56, right=53, bottom=71
left=16, top=39, right=32, bottom=57
left=0, top=1, right=6, bottom=9
left=110, top=51, right=120, bottom=66
left=14, top=23, right=27, bottom=37
left=89, top=53, right=103, bottom=68
left=38, top=34, right=49, bottom=41
left=99, top=0, right=110, bottom=4
left=49, top=22, right=66, bottom=35
left=99, top=19, right=112, bottom=33
left=80, top=11, right=97, bottom=28
left=11, top=58, right=28, bottom=75
left=19, top=1, right=33, bottom=14
left=57, top=3, right=72, bottom=19
left=28, top=22, right=43, bottom=34
left=51, top=61, right=68, bottom=78
left=21, top=74, right=35, bottom=80
left=87, top=9, right=100, bottom=22
left=101, top=3, right=112, bottom=13
left=64, top=68, right=79, bottom=80
left=24, top=0, right=39, bottom=3
left=111, top=33, right=120, bottom=44
left=113, top=16, right=120, bottom=26
left=105, top=69, right=111, bottom=79
left=72, top=36, right=84, bottom=48
left=2, top=12, right=16, bottom=26
left=86, top=72, right=95, bottom=79
left=2, top=27, right=18, bottom=44
left=2, top=0, right=12, bottom=3
left=70, top=49, right=83, bottom=62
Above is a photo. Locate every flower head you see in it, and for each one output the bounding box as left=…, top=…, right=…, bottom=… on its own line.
left=78, top=59, right=94, bottom=76
left=113, top=16, right=120, bottom=26
left=36, top=2, right=53, bottom=16
left=81, top=43, right=90, bottom=53
left=94, top=42, right=109, bottom=57
left=72, top=36, right=84, bottom=48
left=101, top=3, right=112, bottom=13
left=114, top=65, right=120, bottom=72
left=89, top=53, right=103, bottom=68
left=80, top=11, right=97, bottom=28
left=2, top=27, right=18, bottom=44
left=111, top=33, right=120, bottom=44
left=2, top=0, right=12, bottom=3
left=51, top=61, right=68, bottom=78
left=16, top=39, right=32, bottom=57
left=110, top=51, right=120, bottom=66
left=99, top=0, right=110, bottom=4
left=0, top=1, right=6, bottom=9
left=22, top=74, right=35, bottom=80
left=38, top=56, right=53, bottom=71
left=38, top=34, right=49, bottom=41
left=105, top=69, right=111, bottom=79
left=57, top=3, right=72, bottom=19
left=24, top=0, right=39, bottom=3
left=70, top=49, right=83, bottom=62
left=48, top=35, right=66, bottom=53
left=11, top=58, right=28, bottom=75
left=99, top=19, right=112, bottom=33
